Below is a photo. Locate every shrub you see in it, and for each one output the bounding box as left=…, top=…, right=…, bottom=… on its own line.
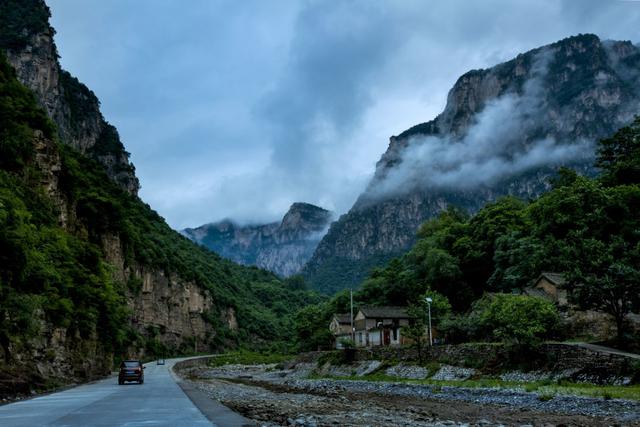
left=476, top=294, right=560, bottom=346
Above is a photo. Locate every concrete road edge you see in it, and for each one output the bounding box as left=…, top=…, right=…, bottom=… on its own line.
left=171, top=357, right=256, bottom=427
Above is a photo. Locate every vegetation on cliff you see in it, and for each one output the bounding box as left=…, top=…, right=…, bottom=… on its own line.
left=303, top=34, right=640, bottom=294
left=0, top=0, right=51, bottom=51
left=0, top=51, right=320, bottom=377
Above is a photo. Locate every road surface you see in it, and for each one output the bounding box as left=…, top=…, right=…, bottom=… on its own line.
left=0, top=357, right=253, bottom=427
left=569, top=342, right=640, bottom=360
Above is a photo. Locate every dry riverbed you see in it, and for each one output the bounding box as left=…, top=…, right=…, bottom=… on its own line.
left=176, top=362, right=640, bottom=427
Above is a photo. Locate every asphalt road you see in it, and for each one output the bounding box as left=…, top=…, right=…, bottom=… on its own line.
left=0, top=358, right=253, bottom=427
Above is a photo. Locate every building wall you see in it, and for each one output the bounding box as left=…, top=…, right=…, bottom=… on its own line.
left=537, top=278, right=558, bottom=300
left=535, top=278, right=569, bottom=305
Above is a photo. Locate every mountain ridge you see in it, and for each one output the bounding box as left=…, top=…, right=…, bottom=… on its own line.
left=183, top=202, right=333, bottom=277
left=302, top=33, right=640, bottom=294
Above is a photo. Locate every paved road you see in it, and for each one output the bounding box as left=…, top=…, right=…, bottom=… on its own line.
left=0, top=358, right=253, bottom=427
left=568, top=342, right=640, bottom=360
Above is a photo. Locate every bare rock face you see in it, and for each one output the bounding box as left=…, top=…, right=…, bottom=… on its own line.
left=101, top=232, right=222, bottom=350
left=303, top=34, right=640, bottom=293
left=183, top=203, right=333, bottom=277
left=0, top=3, right=139, bottom=195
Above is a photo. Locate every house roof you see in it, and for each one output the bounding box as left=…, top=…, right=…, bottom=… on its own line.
left=358, top=306, right=410, bottom=319
left=332, top=313, right=352, bottom=324
left=523, top=287, right=550, bottom=299
left=537, top=272, right=566, bottom=287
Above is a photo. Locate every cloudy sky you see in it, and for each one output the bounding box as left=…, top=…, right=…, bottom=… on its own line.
left=47, top=0, right=640, bottom=229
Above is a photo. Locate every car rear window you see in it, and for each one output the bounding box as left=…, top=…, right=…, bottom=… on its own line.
left=123, top=361, right=141, bottom=368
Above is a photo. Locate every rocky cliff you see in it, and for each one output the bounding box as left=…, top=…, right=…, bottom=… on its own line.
left=0, top=0, right=313, bottom=397
left=0, top=0, right=139, bottom=195
left=303, top=34, right=640, bottom=294
left=183, top=203, right=333, bottom=277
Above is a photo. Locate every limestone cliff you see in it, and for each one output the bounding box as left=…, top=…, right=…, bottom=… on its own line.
left=303, top=34, right=640, bottom=293
left=183, top=203, right=333, bottom=277
left=0, top=0, right=139, bottom=194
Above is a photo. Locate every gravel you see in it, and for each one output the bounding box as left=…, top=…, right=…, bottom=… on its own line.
left=384, top=363, right=429, bottom=379
left=430, top=365, right=476, bottom=381
left=280, top=377, right=640, bottom=422
left=178, top=363, right=640, bottom=426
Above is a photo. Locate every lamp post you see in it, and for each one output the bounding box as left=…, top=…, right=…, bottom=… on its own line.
left=424, top=297, right=433, bottom=346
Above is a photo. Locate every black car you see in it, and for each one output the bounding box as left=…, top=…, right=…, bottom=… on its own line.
left=118, top=360, right=145, bottom=384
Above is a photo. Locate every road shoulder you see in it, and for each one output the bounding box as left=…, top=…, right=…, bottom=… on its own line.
left=171, top=357, right=256, bottom=427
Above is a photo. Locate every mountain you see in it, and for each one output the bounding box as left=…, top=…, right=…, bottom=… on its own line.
left=0, top=0, right=317, bottom=396
left=0, top=0, right=139, bottom=195
left=183, top=203, right=333, bottom=277
left=302, top=34, right=640, bottom=294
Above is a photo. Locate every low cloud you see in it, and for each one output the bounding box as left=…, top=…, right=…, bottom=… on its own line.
left=370, top=49, right=595, bottom=198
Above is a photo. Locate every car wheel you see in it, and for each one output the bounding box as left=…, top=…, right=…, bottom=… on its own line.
left=118, top=379, right=124, bottom=385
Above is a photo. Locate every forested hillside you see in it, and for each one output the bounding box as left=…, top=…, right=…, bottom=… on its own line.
left=0, top=1, right=320, bottom=396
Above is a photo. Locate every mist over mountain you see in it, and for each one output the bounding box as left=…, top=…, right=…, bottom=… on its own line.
left=302, top=34, right=640, bottom=294
left=183, top=203, right=333, bottom=277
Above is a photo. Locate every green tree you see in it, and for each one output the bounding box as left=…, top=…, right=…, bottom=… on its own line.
left=477, top=294, right=560, bottom=346
left=293, top=304, right=333, bottom=352
left=566, top=235, right=640, bottom=341
left=401, top=305, right=428, bottom=362
left=597, top=115, right=640, bottom=186
left=489, top=232, right=546, bottom=291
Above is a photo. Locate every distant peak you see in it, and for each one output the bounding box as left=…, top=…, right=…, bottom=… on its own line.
left=287, top=202, right=330, bottom=214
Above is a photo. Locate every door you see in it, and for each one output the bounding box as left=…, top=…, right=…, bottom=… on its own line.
left=383, top=328, right=391, bottom=346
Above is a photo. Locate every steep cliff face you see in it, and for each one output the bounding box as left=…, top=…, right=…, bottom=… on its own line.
left=0, top=0, right=315, bottom=397
left=0, top=0, right=139, bottom=195
left=303, top=34, right=640, bottom=294
left=183, top=203, right=333, bottom=277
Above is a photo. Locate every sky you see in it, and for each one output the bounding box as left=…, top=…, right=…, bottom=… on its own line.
left=47, top=0, right=640, bottom=230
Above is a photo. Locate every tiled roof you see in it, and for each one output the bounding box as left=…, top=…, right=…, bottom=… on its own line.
left=523, top=287, right=550, bottom=298
left=539, top=272, right=566, bottom=286
left=358, top=306, right=410, bottom=319
left=333, top=313, right=352, bottom=324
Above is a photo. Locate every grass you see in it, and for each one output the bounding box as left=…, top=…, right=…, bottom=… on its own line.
left=311, top=372, right=640, bottom=401
left=207, top=351, right=293, bottom=367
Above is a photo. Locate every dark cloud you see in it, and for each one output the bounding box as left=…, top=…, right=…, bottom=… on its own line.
left=47, top=0, right=640, bottom=229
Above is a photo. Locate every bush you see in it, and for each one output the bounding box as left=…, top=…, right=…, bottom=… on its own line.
left=474, top=294, right=560, bottom=346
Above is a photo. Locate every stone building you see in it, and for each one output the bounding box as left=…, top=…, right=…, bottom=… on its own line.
left=524, top=272, right=569, bottom=306
left=329, top=313, right=353, bottom=349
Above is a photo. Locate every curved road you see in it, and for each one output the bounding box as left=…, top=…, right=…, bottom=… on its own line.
left=0, top=358, right=253, bottom=427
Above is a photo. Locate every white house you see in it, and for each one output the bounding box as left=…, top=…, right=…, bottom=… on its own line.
left=352, top=306, right=412, bottom=347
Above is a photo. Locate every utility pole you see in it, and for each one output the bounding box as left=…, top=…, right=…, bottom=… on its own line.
left=350, top=288, right=354, bottom=342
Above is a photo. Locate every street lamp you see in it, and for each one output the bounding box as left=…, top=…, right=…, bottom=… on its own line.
left=424, top=297, right=433, bottom=346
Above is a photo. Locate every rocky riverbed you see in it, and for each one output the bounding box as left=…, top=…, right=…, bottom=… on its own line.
left=176, top=362, right=640, bottom=427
